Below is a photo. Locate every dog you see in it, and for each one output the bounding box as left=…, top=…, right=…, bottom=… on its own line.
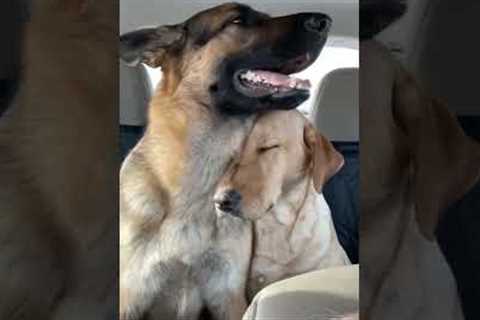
left=214, top=110, right=350, bottom=301
left=360, top=39, right=480, bottom=319
left=0, top=1, right=117, bottom=320
left=119, top=3, right=332, bottom=319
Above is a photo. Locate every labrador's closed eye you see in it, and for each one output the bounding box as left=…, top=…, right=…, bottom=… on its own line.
left=257, top=144, right=280, bottom=153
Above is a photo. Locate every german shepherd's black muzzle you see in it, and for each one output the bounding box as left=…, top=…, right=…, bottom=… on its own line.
left=216, top=12, right=332, bottom=114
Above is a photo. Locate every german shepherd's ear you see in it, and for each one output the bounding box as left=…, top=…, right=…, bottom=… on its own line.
left=120, top=25, right=185, bottom=68
left=304, top=122, right=345, bottom=193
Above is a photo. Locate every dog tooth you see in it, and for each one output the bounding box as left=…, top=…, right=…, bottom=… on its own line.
left=243, top=71, right=255, bottom=81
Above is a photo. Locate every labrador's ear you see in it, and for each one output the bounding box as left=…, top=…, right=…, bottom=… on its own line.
left=393, top=69, right=479, bottom=240
left=120, top=25, right=185, bottom=68
left=304, top=122, right=345, bottom=193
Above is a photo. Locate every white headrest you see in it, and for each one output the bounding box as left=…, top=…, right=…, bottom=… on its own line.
left=313, top=68, right=359, bottom=141
left=119, top=62, right=152, bottom=126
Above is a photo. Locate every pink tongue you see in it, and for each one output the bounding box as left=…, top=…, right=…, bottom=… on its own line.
left=252, top=70, right=311, bottom=89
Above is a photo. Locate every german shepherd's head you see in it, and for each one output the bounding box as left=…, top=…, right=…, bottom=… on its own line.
left=120, top=2, right=331, bottom=114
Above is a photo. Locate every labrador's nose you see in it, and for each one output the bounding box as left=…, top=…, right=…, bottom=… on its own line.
left=304, top=14, right=332, bottom=35
left=214, top=189, right=242, bottom=216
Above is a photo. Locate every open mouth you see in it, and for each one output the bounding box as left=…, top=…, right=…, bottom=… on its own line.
left=233, top=53, right=313, bottom=98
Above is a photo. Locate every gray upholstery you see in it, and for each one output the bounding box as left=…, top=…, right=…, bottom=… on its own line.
left=313, top=68, right=359, bottom=142
left=243, top=265, right=359, bottom=320
left=119, top=62, right=152, bottom=126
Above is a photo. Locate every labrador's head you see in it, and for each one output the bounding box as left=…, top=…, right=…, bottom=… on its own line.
left=214, top=110, right=344, bottom=219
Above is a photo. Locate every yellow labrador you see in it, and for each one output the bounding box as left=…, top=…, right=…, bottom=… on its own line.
left=215, top=110, right=350, bottom=300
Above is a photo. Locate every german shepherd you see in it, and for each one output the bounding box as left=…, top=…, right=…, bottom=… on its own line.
left=119, top=3, right=331, bottom=319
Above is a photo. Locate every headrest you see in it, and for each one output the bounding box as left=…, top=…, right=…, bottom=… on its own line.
left=119, top=62, right=152, bottom=126
left=313, top=68, right=359, bottom=142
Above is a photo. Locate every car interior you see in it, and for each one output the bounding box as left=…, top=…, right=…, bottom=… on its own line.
left=1, top=0, right=477, bottom=318
left=119, top=0, right=359, bottom=317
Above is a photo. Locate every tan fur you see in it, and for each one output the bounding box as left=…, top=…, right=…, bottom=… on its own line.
left=120, top=52, right=254, bottom=318
left=118, top=4, right=270, bottom=320
left=361, top=40, right=480, bottom=320
left=0, top=1, right=117, bottom=319
left=304, top=121, right=345, bottom=193
left=119, top=4, right=332, bottom=319
left=215, top=110, right=350, bottom=300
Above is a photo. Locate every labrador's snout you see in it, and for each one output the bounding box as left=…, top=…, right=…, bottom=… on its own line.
left=214, top=189, right=242, bottom=217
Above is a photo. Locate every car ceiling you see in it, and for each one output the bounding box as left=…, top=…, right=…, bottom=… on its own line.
left=120, top=0, right=358, bottom=38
